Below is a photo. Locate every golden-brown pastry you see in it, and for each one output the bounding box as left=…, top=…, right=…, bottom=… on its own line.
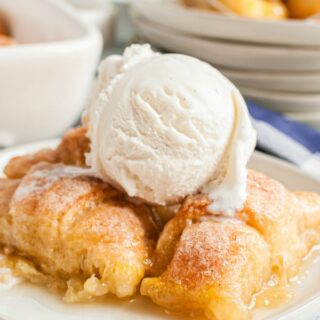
left=0, top=17, right=15, bottom=46
left=220, top=0, right=288, bottom=19
left=0, top=163, right=160, bottom=301
left=287, top=0, right=320, bottom=19
left=55, top=126, right=90, bottom=167
left=141, top=170, right=320, bottom=319
left=181, top=0, right=288, bottom=19
left=238, top=170, right=320, bottom=279
left=0, top=34, right=15, bottom=46
left=4, top=127, right=89, bottom=179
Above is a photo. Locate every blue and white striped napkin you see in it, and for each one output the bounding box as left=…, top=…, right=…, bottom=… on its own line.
left=247, top=101, right=320, bottom=181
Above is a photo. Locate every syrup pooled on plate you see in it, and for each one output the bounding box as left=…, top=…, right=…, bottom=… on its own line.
left=253, top=244, right=320, bottom=314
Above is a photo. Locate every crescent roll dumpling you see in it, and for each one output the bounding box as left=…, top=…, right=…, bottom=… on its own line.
left=4, top=127, right=90, bottom=179
left=141, top=195, right=271, bottom=320
left=0, top=163, right=160, bottom=302
left=238, top=170, right=320, bottom=279
left=141, top=170, right=320, bottom=320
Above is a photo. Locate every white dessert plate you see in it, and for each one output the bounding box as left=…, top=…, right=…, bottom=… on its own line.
left=219, top=68, right=320, bottom=94
left=240, top=87, right=320, bottom=113
left=0, top=140, right=320, bottom=320
left=134, top=15, right=320, bottom=72
left=132, top=0, right=320, bottom=47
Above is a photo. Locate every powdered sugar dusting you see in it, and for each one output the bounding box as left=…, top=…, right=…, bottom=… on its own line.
left=12, top=164, right=95, bottom=203
left=199, top=214, right=244, bottom=225
left=164, top=218, right=267, bottom=289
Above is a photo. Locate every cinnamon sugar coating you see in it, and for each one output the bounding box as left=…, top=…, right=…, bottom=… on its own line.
left=141, top=170, right=320, bottom=319
left=0, top=163, right=160, bottom=301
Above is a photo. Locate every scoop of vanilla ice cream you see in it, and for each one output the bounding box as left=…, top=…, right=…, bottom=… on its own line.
left=86, top=44, right=256, bottom=215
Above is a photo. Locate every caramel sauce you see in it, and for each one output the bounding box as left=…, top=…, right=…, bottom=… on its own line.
left=254, top=284, right=294, bottom=308
left=253, top=244, right=320, bottom=310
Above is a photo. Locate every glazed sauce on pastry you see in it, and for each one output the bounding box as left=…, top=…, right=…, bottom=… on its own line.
left=253, top=244, right=320, bottom=310
left=254, top=283, right=294, bottom=308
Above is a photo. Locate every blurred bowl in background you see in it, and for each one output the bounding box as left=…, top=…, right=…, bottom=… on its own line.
left=0, top=0, right=102, bottom=147
left=219, top=68, right=320, bottom=94
left=134, top=15, right=320, bottom=72
left=65, top=0, right=116, bottom=46
left=240, top=87, right=320, bottom=113
left=132, top=0, right=320, bottom=46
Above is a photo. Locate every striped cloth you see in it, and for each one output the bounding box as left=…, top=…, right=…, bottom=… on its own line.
left=247, top=101, right=320, bottom=181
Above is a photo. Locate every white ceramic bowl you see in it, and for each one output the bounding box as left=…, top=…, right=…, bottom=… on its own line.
left=0, top=0, right=102, bottom=147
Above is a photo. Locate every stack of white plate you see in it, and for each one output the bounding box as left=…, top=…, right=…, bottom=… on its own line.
left=131, top=0, right=320, bottom=131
